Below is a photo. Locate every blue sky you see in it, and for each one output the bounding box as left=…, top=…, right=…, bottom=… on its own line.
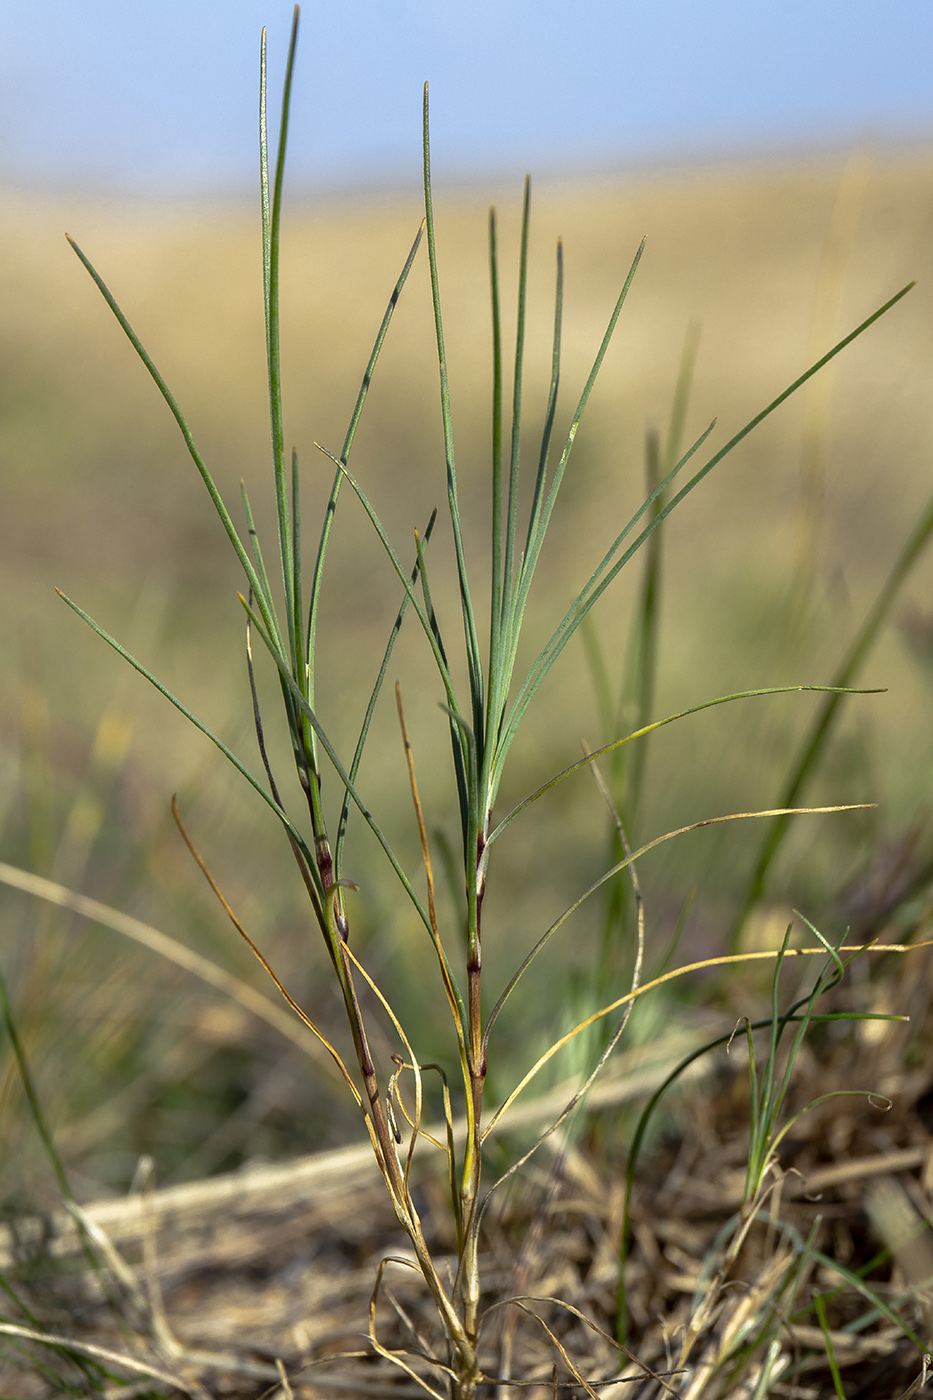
left=3, top=1, right=931, bottom=194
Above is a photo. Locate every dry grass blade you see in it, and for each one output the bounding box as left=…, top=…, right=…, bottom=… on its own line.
left=0, top=859, right=338, bottom=1075
left=168, top=797, right=364, bottom=1108
left=484, top=930, right=926, bottom=1140
left=274, top=1357, right=295, bottom=1400
left=368, top=1256, right=452, bottom=1400
left=0, top=1320, right=204, bottom=1394
left=498, top=1301, right=601, bottom=1400
left=395, top=682, right=467, bottom=1049
left=890, top=1357, right=932, bottom=1400
left=485, top=1293, right=682, bottom=1395
left=677, top=1246, right=796, bottom=1400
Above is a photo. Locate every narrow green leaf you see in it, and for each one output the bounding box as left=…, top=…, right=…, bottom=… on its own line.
left=321, top=449, right=462, bottom=717
left=259, top=28, right=271, bottom=338
left=240, top=479, right=277, bottom=620
left=244, top=612, right=325, bottom=917
left=493, top=419, right=716, bottom=794
left=494, top=238, right=647, bottom=731
left=422, top=83, right=484, bottom=741
left=814, top=1294, right=847, bottom=1399
left=334, top=510, right=439, bottom=874
left=238, top=592, right=436, bottom=940
left=415, top=526, right=473, bottom=851
left=501, top=176, right=532, bottom=632
left=523, top=238, right=564, bottom=575
left=57, top=590, right=313, bottom=869
left=808, top=1248, right=928, bottom=1353
left=486, top=685, right=872, bottom=856
left=291, top=448, right=306, bottom=687
left=618, top=1009, right=853, bottom=1341
left=484, top=804, right=865, bottom=1046
left=513, top=236, right=645, bottom=630
left=65, top=236, right=281, bottom=652
left=619, top=426, right=663, bottom=824
left=0, top=960, right=128, bottom=1343
left=0, top=964, right=72, bottom=1207
left=580, top=614, right=616, bottom=743
left=483, top=236, right=565, bottom=802
left=488, top=207, right=505, bottom=723
left=500, top=282, right=913, bottom=785
left=263, top=5, right=301, bottom=665
left=307, top=220, right=425, bottom=694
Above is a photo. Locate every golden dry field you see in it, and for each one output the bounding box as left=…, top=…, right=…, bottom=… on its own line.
left=2, top=147, right=933, bottom=1185
left=2, top=145, right=933, bottom=1397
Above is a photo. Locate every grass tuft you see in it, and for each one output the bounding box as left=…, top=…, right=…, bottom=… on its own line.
left=2, top=7, right=932, bottom=1397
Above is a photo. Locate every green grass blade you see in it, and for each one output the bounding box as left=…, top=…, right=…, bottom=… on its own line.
left=422, top=83, right=484, bottom=741
left=286, top=450, right=320, bottom=827
left=523, top=238, right=564, bottom=574
left=259, top=28, right=271, bottom=338
left=239, top=594, right=436, bottom=939
left=506, top=237, right=646, bottom=660
left=580, top=614, right=616, bottom=742
left=65, top=235, right=283, bottom=656
left=620, top=427, right=663, bottom=823
left=340, top=224, right=426, bottom=470
left=615, top=1003, right=893, bottom=1341
left=414, top=527, right=473, bottom=851
left=325, top=523, right=469, bottom=1021
left=499, top=282, right=912, bottom=782
left=307, top=220, right=425, bottom=694
left=321, top=449, right=462, bottom=716
left=615, top=1027, right=747, bottom=1340
left=334, top=511, right=439, bottom=874
left=731, top=461, right=933, bottom=948
left=493, top=419, right=715, bottom=794
left=767, top=922, right=853, bottom=1118
left=744, top=1017, right=761, bottom=1161
left=744, top=928, right=792, bottom=1198
left=245, top=616, right=286, bottom=812
left=486, top=685, right=871, bottom=856
left=501, top=176, right=532, bottom=634
left=0, top=964, right=72, bottom=1207
left=662, top=321, right=701, bottom=479
left=290, top=449, right=306, bottom=687
left=236, top=595, right=321, bottom=835
left=488, top=207, right=505, bottom=729
left=763, top=927, right=793, bottom=1120
left=262, top=6, right=301, bottom=667
left=244, top=623, right=325, bottom=919
left=57, top=590, right=314, bottom=869
left=240, top=480, right=277, bottom=618
left=808, top=1248, right=928, bottom=1353
left=484, top=237, right=565, bottom=799
left=814, top=1294, right=847, bottom=1399
left=0, top=961, right=126, bottom=1349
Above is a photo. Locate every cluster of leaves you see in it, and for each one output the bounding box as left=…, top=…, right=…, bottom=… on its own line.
left=2, top=5, right=930, bottom=1396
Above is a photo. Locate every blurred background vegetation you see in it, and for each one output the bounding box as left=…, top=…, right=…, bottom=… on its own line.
left=1, top=145, right=932, bottom=1209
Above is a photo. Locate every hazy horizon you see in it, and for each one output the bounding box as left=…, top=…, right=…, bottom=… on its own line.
left=3, top=2, right=932, bottom=199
